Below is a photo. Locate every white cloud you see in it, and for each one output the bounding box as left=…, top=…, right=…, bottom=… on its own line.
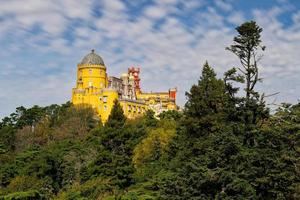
left=214, top=0, right=232, bottom=12
left=102, top=0, right=126, bottom=12
left=180, top=0, right=205, bottom=10
left=144, top=6, right=167, bottom=19
left=227, top=12, right=245, bottom=25
left=143, top=1, right=178, bottom=20
left=197, top=7, right=225, bottom=27
left=0, top=0, right=93, bottom=36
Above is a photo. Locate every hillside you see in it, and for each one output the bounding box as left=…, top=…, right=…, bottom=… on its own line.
left=0, top=73, right=299, bottom=199
left=0, top=21, right=299, bottom=199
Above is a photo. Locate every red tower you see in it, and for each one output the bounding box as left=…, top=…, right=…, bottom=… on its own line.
left=128, top=67, right=141, bottom=93
left=169, top=88, right=177, bottom=100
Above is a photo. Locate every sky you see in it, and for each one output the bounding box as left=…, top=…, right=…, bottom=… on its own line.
left=1, top=0, right=300, bottom=118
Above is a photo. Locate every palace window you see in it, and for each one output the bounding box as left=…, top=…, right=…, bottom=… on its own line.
left=89, top=81, right=93, bottom=87
left=104, top=105, right=107, bottom=111
left=89, top=69, right=92, bottom=75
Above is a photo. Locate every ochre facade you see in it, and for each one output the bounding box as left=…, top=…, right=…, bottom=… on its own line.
left=72, top=50, right=178, bottom=123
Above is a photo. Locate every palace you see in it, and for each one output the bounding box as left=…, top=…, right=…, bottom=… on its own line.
left=72, top=50, right=178, bottom=123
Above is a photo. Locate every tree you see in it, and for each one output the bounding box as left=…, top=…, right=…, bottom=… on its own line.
left=158, top=110, right=183, bottom=121
left=143, top=110, right=158, bottom=127
left=226, top=21, right=265, bottom=100
left=185, top=61, right=229, bottom=118
left=0, top=126, right=15, bottom=153
left=183, top=61, right=230, bottom=136
left=226, top=21, right=269, bottom=146
left=132, top=119, right=177, bottom=169
left=154, top=63, right=239, bottom=199
left=106, top=100, right=126, bottom=127
left=0, top=117, right=13, bottom=128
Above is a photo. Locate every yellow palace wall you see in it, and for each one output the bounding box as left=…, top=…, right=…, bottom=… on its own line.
left=119, top=100, right=148, bottom=119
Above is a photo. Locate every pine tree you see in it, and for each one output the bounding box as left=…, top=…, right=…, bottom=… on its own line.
left=185, top=61, right=229, bottom=118
left=156, top=63, right=238, bottom=199
left=184, top=61, right=230, bottom=136
left=106, top=99, right=126, bottom=127
left=226, top=21, right=269, bottom=146
left=226, top=21, right=265, bottom=100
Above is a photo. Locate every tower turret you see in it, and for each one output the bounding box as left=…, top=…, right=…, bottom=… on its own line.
left=128, top=67, right=141, bottom=94
left=121, top=73, right=129, bottom=98
left=72, top=49, right=109, bottom=109
left=76, top=49, right=107, bottom=89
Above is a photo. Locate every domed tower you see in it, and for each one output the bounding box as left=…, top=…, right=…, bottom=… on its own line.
left=72, top=50, right=108, bottom=110
left=77, top=49, right=107, bottom=89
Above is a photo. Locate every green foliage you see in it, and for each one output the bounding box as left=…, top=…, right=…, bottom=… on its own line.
left=151, top=52, right=298, bottom=199
left=158, top=110, right=183, bottom=121
left=0, top=126, right=15, bottom=153
left=143, top=110, right=158, bottom=127
left=226, top=21, right=269, bottom=147
left=54, top=178, right=113, bottom=200
left=185, top=61, right=229, bottom=118
left=82, top=122, right=147, bottom=190
left=0, top=20, right=299, bottom=200
left=183, top=61, right=231, bottom=139
left=133, top=119, right=177, bottom=181
left=106, top=100, right=126, bottom=128
left=226, top=21, right=265, bottom=100
left=4, top=176, right=43, bottom=195
left=0, top=190, right=43, bottom=200
left=0, top=102, right=72, bottom=130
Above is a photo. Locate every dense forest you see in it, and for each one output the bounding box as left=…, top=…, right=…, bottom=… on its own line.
left=0, top=21, right=299, bottom=199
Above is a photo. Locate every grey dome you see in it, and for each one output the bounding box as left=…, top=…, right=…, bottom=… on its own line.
left=80, top=50, right=105, bottom=65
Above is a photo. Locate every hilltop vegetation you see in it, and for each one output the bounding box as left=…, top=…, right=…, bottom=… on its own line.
left=0, top=21, right=299, bottom=199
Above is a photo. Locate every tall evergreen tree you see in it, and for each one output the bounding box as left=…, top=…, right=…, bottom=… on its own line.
left=185, top=61, right=228, bottom=118
left=184, top=61, right=230, bottom=136
left=226, top=21, right=265, bottom=100
left=106, top=100, right=126, bottom=127
left=155, top=63, right=239, bottom=199
left=226, top=21, right=269, bottom=146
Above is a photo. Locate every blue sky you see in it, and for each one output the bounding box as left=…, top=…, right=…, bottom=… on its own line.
left=1, top=0, right=300, bottom=118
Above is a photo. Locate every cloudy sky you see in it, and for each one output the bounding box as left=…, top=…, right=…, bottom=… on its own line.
left=0, top=0, right=300, bottom=118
